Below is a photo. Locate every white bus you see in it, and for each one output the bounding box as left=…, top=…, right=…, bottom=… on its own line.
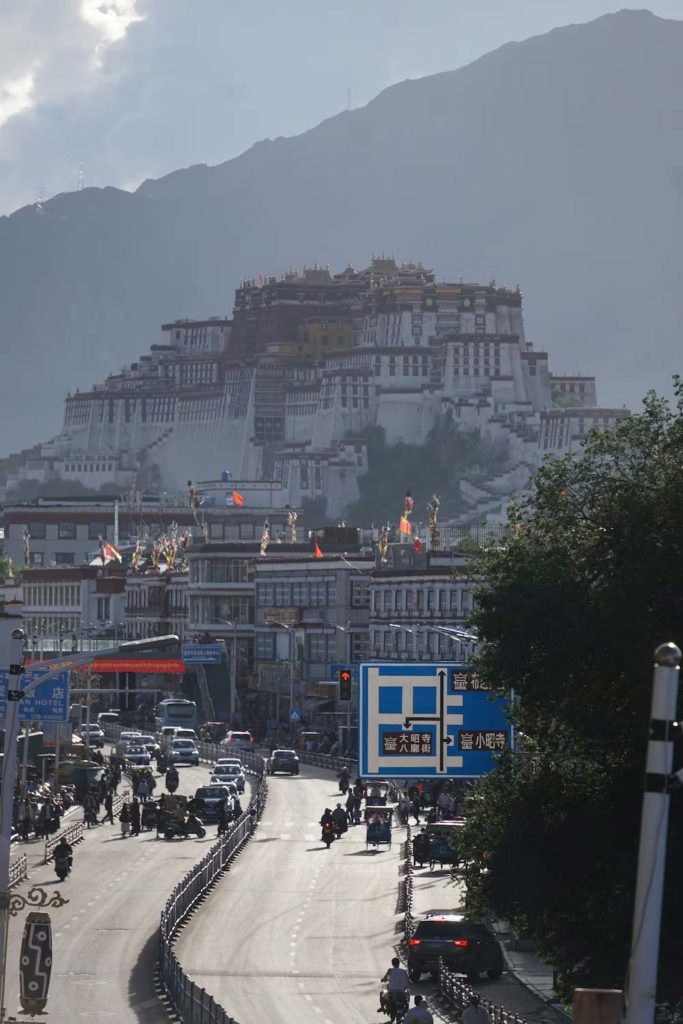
left=154, top=698, right=198, bottom=733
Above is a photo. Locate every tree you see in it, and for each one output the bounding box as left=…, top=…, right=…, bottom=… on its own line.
left=460, top=383, right=683, bottom=1002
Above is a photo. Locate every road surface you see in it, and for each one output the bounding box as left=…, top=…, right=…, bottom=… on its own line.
left=4, top=756, right=252, bottom=1022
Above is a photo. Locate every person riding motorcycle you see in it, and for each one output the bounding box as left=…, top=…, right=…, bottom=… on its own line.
left=320, top=808, right=335, bottom=845
left=54, top=837, right=73, bottom=876
left=338, top=767, right=350, bottom=793
left=165, top=767, right=179, bottom=793
left=331, top=803, right=348, bottom=837
left=378, top=957, right=410, bottom=1019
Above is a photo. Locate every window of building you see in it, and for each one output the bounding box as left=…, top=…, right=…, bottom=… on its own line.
left=307, top=634, right=329, bottom=663
left=351, top=579, right=369, bottom=609
left=88, top=522, right=105, bottom=540
left=309, top=582, right=327, bottom=607
left=273, top=583, right=291, bottom=607
left=55, top=552, right=75, bottom=565
left=28, top=522, right=46, bottom=539
left=256, top=633, right=275, bottom=660
left=209, top=523, right=224, bottom=540
left=257, top=584, right=274, bottom=607
left=58, top=523, right=76, bottom=539
left=30, top=552, right=44, bottom=566
left=351, top=632, right=370, bottom=662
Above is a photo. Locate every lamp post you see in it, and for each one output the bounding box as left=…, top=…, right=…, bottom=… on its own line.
left=217, top=620, right=238, bottom=725
left=273, top=622, right=295, bottom=724
left=0, top=618, right=180, bottom=1013
left=333, top=623, right=353, bottom=753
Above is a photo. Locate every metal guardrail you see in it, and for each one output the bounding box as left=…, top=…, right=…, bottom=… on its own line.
left=438, top=963, right=530, bottom=1024
left=157, top=767, right=268, bottom=1023
left=9, top=854, right=27, bottom=888
left=43, top=820, right=84, bottom=863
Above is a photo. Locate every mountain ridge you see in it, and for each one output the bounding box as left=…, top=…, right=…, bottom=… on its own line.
left=1, top=8, right=681, bottom=453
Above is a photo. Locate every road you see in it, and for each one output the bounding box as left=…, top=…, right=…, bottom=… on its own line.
left=176, top=763, right=410, bottom=1023
left=3, top=756, right=252, bottom=1022
left=177, top=766, right=568, bottom=1024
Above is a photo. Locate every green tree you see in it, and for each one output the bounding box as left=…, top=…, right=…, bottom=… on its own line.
left=460, top=383, right=683, bottom=1001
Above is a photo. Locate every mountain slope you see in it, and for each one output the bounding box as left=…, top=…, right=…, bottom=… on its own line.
left=1, top=9, right=681, bottom=452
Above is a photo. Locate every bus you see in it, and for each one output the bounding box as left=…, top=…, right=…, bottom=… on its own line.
left=154, top=698, right=198, bottom=733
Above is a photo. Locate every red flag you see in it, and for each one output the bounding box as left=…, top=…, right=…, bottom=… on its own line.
left=313, top=536, right=323, bottom=559
left=231, top=490, right=246, bottom=506
left=413, top=537, right=423, bottom=553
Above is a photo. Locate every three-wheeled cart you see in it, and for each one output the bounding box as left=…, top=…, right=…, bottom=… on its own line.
left=366, top=806, right=393, bottom=850
left=426, top=819, right=466, bottom=870
left=364, top=780, right=390, bottom=806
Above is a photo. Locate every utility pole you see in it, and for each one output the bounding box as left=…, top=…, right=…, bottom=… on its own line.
left=624, top=642, right=681, bottom=1024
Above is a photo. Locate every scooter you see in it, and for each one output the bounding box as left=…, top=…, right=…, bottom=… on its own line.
left=321, top=822, right=335, bottom=848
left=165, top=770, right=179, bottom=794
left=54, top=853, right=72, bottom=882
left=338, top=772, right=350, bottom=795
left=379, top=989, right=409, bottom=1023
left=164, top=814, right=207, bottom=840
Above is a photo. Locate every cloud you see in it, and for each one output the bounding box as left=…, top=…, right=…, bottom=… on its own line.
left=0, top=71, right=36, bottom=130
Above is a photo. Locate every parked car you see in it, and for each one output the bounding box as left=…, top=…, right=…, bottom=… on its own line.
left=168, top=738, right=200, bottom=766
left=210, top=763, right=245, bottom=792
left=79, top=724, right=105, bottom=748
left=407, top=914, right=504, bottom=982
left=116, top=731, right=142, bottom=755
left=267, top=749, right=300, bottom=776
left=220, top=730, right=255, bottom=751
left=124, top=744, right=152, bottom=767
left=194, top=784, right=234, bottom=822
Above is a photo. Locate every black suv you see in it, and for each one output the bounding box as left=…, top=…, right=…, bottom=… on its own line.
left=267, top=749, right=300, bottom=776
left=407, top=914, right=504, bottom=982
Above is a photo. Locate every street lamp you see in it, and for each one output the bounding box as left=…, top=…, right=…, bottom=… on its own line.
left=0, top=620, right=179, bottom=1014
left=217, top=620, right=238, bottom=724
left=272, top=622, right=296, bottom=722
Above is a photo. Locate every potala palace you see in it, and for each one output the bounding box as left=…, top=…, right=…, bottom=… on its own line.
left=7, top=257, right=628, bottom=519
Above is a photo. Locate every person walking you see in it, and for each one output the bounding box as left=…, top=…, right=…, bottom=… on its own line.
left=461, top=994, right=492, bottom=1024
left=83, top=793, right=97, bottom=829
left=411, top=794, right=421, bottom=826
left=130, top=798, right=141, bottom=837
left=136, top=777, right=150, bottom=804
left=101, top=791, right=114, bottom=825
left=216, top=799, right=229, bottom=836
left=404, top=995, right=433, bottom=1024
left=118, top=801, right=131, bottom=838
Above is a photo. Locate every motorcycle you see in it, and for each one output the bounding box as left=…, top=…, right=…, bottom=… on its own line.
left=321, top=822, right=335, bottom=848
left=379, top=990, right=409, bottom=1023
left=54, top=853, right=72, bottom=882
left=332, top=817, right=348, bottom=840
left=164, top=814, right=207, bottom=840
left=165, top=770, right=179, bottom=794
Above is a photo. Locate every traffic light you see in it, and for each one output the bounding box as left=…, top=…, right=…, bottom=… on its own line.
left=339, top=668, right=352, bottom=702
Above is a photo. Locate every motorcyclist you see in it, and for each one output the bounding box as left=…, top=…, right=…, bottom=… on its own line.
left=378, top=957, right=409, bottom=1017
left=338, top=767, right=350, bottom=792
left=165, top=767, right=179, bottom=793
left=331, top=803, right=348, bottom=836
left=54, top=837, right=73, bottom=870
left=320, top=808, right=334, bottom=829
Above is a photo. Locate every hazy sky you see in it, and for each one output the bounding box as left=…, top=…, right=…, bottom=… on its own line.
left=0, top=0, right=680, bottom=216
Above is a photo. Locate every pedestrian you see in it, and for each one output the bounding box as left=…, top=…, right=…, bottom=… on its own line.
left=411, top=795, right=421, bottom=826
left=118, top=801, right=131, bottom=838
left=83, top=793, right=97, bottom=829
left=352, top=792, right=362, bottom=825
left=216, top=799, right=229, bottom=836
left=403, top=995, right=433, bottom=1024
left=345, top=789, right=355, bottom=820
left=136, top=777, right=150, bottom=803
left=461, top=994, right=491, bottom=1024
left=37, top=800, right=52, bottom=839
left=130, top=798, right=141, bottom=836
left=101, top=791, right=114, bottom=824
left=232, top=795, right=243, bottom=818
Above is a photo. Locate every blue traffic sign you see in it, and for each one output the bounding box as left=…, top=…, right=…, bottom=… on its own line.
left=182, top=644, right=222, bottom=665
left=0, top=667, right=70, bottom=724
left=359, top=662, right=509, bottom=779
left=289, top=707, right=301, bottom=721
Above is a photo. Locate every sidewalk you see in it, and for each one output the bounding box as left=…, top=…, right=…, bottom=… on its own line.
left=407, top=833, right=570, bottom=1022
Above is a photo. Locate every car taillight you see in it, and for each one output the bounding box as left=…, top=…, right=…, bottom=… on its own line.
left=452, top=939, right=469, bottom=948
left=408, top=938, right=421, bottom=946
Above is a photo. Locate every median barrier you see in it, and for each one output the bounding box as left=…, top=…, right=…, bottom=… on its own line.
left=43, top=820, right=84, bottom=863
left=9, top=854, right=27, bottom=888
left=157, top=766, right=268, bottom=1023
left=438, top=963, right=530, bottom=1024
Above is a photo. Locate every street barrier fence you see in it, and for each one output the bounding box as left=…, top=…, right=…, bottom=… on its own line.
left=9, top=854, right=27, bottom=888
left=157, top=768, right=267, bottom=1023
left=43, top=820, right=84, bottom=863
left=438, top=963, right=530, bottom=1024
